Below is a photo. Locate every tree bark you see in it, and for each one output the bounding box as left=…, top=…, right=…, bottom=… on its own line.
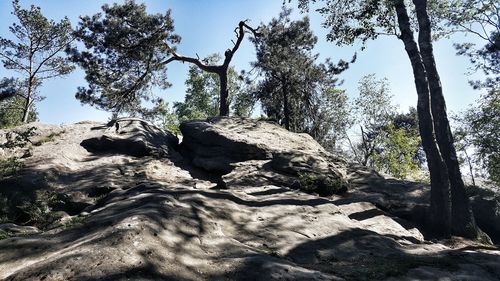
left=464, top=149, right=476, bottom=187
left=22, top=97, right=31, bottom=123
left=394, top=0, right=451, bottom=238
left=22, top=77, right=33, bottom=123
left=281, top=79, right=290, bottom=130
left=413, top=0, right=480, bottom=239
left=219, top=70, right=230, bottom=116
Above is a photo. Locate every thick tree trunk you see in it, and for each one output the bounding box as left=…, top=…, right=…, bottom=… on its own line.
left=413, top=0, right=480, bottom=239
left=394, top=0, right=451, bottom=238
left=219, top=71, right=230, bottom=116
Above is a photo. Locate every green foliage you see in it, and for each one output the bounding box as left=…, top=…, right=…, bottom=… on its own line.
left=0, top=95, right=38, bottom=128
left=0, top=230, right=9, bottom=240
left=295, top=0, right=399, bottom=46
left=161, top=104, right=181, bottom=135
left=297, top=172, right=348, bottom=196
left=63, top=216, right=87, bottom=229
left=0, top=0, right=74, bottom=123
left=436, top=0, right=499, bottom=89
left=349, top=74, right=396, bottom=166
left=354, top=75, right=395, bottom=125
left=1, top=126, right=37, bottom=149
left=17, top=190, right=64, bottom=229
left=454, top=89, right=500, bottom=185
left=162, top=54, right=254, bottom=133
left=310, top=88, right=352, bottom=150
left=173, top=54, right=253, bottom=122
left=0, top=157, right=23, bottom=178
left=173, top=55, right=222, bottom=121
left=69, top=0, right=179, bottom=115
left=0, top=195, right=10, bottom=223
left=348, top=75, right=422, bottom=178
left=373, top=124, right=421, bottom=179
left=251, top=8, right=350, bottom=147
left=0, top=188, right=69, bottom=230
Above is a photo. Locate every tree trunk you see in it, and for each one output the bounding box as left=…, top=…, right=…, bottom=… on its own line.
left=464, top=149, right=476, bottom=186
left=22, top=98, right=31, bottom=123
left=219, top=71, right=229, bottom=116
left=282, top=80, right=290, bottom=130
left=394, top=0, right=451, bottom=238
left=360, top=125, right=370, bottom=166
left=413, top=0, right=480, bottom=239
left=22, top=79, right=33, bottom=123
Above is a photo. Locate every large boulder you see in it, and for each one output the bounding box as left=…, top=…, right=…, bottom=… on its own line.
left=80, top=118, right=179, bottom=158
left=180, top=117, right=327, bottom=172
left=180, top=117, right=349, bottom=195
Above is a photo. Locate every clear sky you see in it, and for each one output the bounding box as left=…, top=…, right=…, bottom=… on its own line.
left=0, top=0, right=488, bottom=124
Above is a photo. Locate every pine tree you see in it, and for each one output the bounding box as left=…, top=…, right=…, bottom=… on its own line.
left=0, top=0, right=74, bottom=123
left=251, top=8, right=350, bottom=147
left=69, top=0, right=258, bottom=117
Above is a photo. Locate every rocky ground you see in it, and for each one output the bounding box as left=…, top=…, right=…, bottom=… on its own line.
left=0, top=117, right=499, bottom=281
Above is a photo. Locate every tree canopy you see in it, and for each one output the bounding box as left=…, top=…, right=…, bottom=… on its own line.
left=68, top=0, right=179, bottom=116
left=0, top=0, right=74, bottom=123
left=70, top=0, right=258, bottom=117
left=251, top=8, right=351, bottom=147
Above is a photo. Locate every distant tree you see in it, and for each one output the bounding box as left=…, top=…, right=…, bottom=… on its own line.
left=442, top=1, right=499, bottom=186
left=69, top=0, right=258, bottom=117
left=0, top=0, right=74, bottom=123
left=391, top=107, right=425, bottom=165
left=452, top=117, right=479, bottom=187
left=0, top=78, right=38, bottom=128
left=310, top=88, right=352, bottom=151
left=251, top=8, right=350, bottom=147
left=174, top=63, right=220, bottom=122
left=348, top=75, right=396, bottom=167
left=0, top=97, right=38, bottom=129
left=454, top=89, right=500, bottom=185
left=161, top=104, right=181, bottom=135
left=373, top=122, right=422, bottom=179
left=295, top=0, right=481, bottom=239
left=348, top=79, right=423, bottom=179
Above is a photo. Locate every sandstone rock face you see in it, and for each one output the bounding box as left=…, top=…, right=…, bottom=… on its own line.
left=80, top=118, right=179, bottom=158
left=0, top=118, right=499, bottom=281
left=471, top=196, right=500, bottom=243
left=181, top=117, right=349, bottom=195
left=180, top=117, right=330, bottom=170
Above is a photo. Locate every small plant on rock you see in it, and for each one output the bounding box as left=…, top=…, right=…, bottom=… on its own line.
left=32, top=130, right=65, bottom=146
left=0, top=157, right=23, bottom=178
left=18, top=190, right=64, bottom=229
left=297, top=172, right=348, bottom=196
left=63, top=216, right=87, bottom=229
left=1, top=127, right=37, bottom=149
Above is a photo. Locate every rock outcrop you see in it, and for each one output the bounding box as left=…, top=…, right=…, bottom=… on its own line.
left=471, top=195, right=500, bottom=243
left=181, top=117, right=349, bottom=195
left=0, top=118, right=499, bottom=281
left=80, top=118, right=179, bottom=158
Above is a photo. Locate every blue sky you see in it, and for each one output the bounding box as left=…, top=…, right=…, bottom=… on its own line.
left=0, top=0, right=488, bottom=124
